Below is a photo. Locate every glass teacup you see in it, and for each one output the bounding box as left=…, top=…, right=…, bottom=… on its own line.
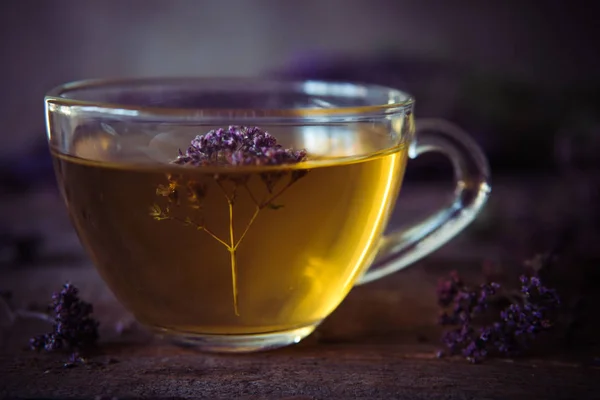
left=45, top=78, right=490, bottom=352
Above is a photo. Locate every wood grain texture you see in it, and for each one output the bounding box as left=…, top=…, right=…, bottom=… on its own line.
left=2, top=342, right=599, bottom=399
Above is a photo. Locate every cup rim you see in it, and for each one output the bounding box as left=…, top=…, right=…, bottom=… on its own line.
left=45, top=77, right=414, bottom=118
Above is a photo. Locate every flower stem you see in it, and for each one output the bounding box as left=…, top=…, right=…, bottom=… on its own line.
left=229, top=248, right=239, bottom=317
left=234, top=207, right=260, bottom=250
left=200, top=226, right=231, bottom=250
left=227, top=199, right=240, bottom=316
left=243, top=183, right=260, bottom=207
left=259, top=179, right=294, bottom=208
left=168, top=215, right=231, bottom=249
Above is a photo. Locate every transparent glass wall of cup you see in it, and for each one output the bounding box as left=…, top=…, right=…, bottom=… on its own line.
left=45, top=78, right=490, bottom=353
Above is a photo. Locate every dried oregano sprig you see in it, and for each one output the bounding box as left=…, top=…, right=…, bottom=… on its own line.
left=150, top=126, right=309, bottom=316
left=437, top=266, right=560, bottom=363
left=29, top=283, right=99, bottom=354
left=173, top=125, right=307, bottom=167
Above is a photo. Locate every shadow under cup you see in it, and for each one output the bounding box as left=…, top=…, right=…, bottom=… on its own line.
left=45, top=78, right=489, bottom=353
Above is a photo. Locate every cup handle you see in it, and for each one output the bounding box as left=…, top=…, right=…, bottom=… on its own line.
left=355, top=118, right=492, bottom=285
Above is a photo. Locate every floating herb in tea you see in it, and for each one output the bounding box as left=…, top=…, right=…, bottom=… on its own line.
left=150, top=126, right=308, bottom=315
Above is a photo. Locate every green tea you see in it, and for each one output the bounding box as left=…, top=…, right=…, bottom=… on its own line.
left=52, top=133, right=407, bottom=336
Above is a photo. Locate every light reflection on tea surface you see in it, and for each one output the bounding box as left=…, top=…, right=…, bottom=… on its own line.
left=71, top=124, right=403, bottom=164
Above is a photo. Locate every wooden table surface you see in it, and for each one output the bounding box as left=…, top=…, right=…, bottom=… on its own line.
left=1, top=178, right=599, bottom=399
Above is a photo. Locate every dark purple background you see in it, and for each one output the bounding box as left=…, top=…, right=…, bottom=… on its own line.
left=1, top=0, right=599, bottom=185
left=0, top=0, right=600, bottom=180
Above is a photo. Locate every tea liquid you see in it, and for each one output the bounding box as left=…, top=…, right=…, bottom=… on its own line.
left=52, top=136, right=407, bottom=335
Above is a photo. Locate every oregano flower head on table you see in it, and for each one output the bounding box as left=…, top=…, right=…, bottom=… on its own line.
left=29, top=283, right=99, bottom=354
left=149, top=126, right=309, bottom=316
left=436, top=260, right=561, bottom=364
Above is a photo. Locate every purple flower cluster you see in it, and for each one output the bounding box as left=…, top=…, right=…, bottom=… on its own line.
left=437, top=272, right=560, bottom=363
left=30, top=283, right=99, bottom=352
left=173, top=126, right=308, bottom=167
left=437, top=272, right=501, bottom=362
left=484, top=276, right=560, bottom=355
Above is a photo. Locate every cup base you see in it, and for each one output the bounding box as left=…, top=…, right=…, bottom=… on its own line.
left=151, top=323, right=318, bottom=353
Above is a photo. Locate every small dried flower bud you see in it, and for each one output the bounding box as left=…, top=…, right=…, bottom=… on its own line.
left=186, top=180, right=208, bottom=208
